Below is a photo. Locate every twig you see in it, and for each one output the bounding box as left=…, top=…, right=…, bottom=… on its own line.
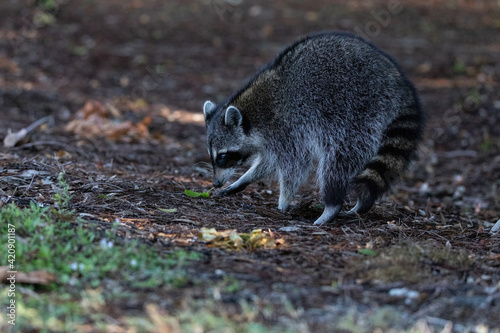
left=4, top=116, right=52, bottom=147
left=171, top=218, right=199, bottom=225
left=22, top=172, right=36, bottom=197
left=13, top=141, right=69, bottom=149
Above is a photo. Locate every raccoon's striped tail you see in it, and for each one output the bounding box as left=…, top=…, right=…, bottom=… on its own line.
left=349, top=103, right=424, bottom=214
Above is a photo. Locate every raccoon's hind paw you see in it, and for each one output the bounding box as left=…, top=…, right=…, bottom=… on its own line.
left=313, top=205, right=342, bottom=226
left=346, top=197, right=375, bottom=215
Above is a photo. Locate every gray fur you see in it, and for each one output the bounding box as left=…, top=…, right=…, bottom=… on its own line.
left=203, top=101, right=216, bottom=118
left=203, top=32, right=425, bottom=225
left=224, top=106, right=243, bottom=127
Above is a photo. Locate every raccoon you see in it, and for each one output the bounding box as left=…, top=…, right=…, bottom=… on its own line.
left=203, top=31, right=424, bottom=225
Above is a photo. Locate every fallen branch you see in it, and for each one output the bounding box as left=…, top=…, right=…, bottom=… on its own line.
left=3, top=116, right=52, bottom=147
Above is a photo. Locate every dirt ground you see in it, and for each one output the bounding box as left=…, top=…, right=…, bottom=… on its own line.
left=1, top=0, right=500, bottom=331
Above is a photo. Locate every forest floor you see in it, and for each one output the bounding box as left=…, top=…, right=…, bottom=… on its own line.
left=0, top=1, right=499, bottom=332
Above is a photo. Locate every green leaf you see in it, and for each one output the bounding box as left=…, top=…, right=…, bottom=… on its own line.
left=159, top=208, right=178, bottom=213
left=184, top=190, right=201, bottom=197
left=358, top=248, right=377, bottom=256
left=184, top=190, right=210, bottom=198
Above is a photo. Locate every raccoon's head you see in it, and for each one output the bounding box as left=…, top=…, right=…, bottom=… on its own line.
left=203, top=100, right=255, bottom=187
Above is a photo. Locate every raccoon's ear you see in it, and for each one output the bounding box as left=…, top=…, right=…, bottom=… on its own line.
left=224, top=106, right=242, bottom=127
left=203, top=101, right=216, bottom=119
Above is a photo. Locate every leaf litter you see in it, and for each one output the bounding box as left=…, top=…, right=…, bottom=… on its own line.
left=65, top=100, right=152, bottom=143
left=198, top=227, right=285, bottom=251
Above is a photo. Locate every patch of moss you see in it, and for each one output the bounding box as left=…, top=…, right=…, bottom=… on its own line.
left=347, top=242, right=474, bottom=284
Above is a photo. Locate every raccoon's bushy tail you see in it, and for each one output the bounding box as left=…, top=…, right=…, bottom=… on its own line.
left=350, top=99, right=424, bottom=214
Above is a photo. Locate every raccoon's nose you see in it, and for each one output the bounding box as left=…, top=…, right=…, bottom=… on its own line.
left=213, top=179, right=223, bottom=188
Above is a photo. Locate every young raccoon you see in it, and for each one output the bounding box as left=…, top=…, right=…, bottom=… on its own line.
left=203, top=31, right=424, bottom=225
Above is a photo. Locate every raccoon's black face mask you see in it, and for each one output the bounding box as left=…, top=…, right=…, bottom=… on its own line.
left=203, top=101, right=253, bottom=187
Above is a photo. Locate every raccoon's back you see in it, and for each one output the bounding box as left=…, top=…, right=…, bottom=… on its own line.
left=229, top=33, right=415, bottom=132
left=275, top=33, right=412, bottom=121
left=229, top=32, right=422, bottom=151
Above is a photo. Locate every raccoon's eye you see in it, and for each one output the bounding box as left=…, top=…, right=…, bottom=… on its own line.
left=216, top=153, right=228, bottom=167
left=215, top=152, right=243, bottom=168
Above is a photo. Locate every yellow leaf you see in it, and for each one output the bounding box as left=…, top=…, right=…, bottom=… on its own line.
left=199, top=227, right=218, bottom=242
left=229, top=230, right=244, bottom=249
left=198, top=227, right=284, bottom=251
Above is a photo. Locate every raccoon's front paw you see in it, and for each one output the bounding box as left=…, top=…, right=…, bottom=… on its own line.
left=215, top=188, right=232, bottom=197
left=215, top=182, right=249, bottom=197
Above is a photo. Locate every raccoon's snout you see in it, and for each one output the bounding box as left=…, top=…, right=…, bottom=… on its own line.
left=213, top=166, right=236, bottom=188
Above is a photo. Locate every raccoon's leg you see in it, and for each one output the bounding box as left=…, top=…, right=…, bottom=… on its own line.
left=277, top=174, right=304, bottom=211
left=313, top=180, right=345, bottom=226
left=277, top=155, right=313, bottom=212
left=348, top=108, right=423, bottom=215
left=277, top=184, right=294, bottom=211
left=313, top=156, right=347, bottom=226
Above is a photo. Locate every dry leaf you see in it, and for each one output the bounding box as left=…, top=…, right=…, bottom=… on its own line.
left=198, top=227, right=284, bottom=251
left=65, top=100, right=151, bottom=142
left=78, top=100, right=111, bottom=119
left=0, top=266, right=55, bottom=285
left=55, top=150, right=72, bottom=160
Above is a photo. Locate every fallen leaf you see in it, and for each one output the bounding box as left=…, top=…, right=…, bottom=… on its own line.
left=159, top=208, right=178, bottom=213
left=78, top=100, right=111, bottom=119
left=229, top=230, right=244, bottom=249
left=0, top=266, right=55, bottom=285
left=358, top=249, right=377, bottom=256
left=198, top=227, right=219, bottom=242
left=65, top=100, right=151, bottom=142
left=198, top=227, right=284, bottom=251
left=55, top=150, right=72, bottom=160
left=184, top=190, right=210, bottom=198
